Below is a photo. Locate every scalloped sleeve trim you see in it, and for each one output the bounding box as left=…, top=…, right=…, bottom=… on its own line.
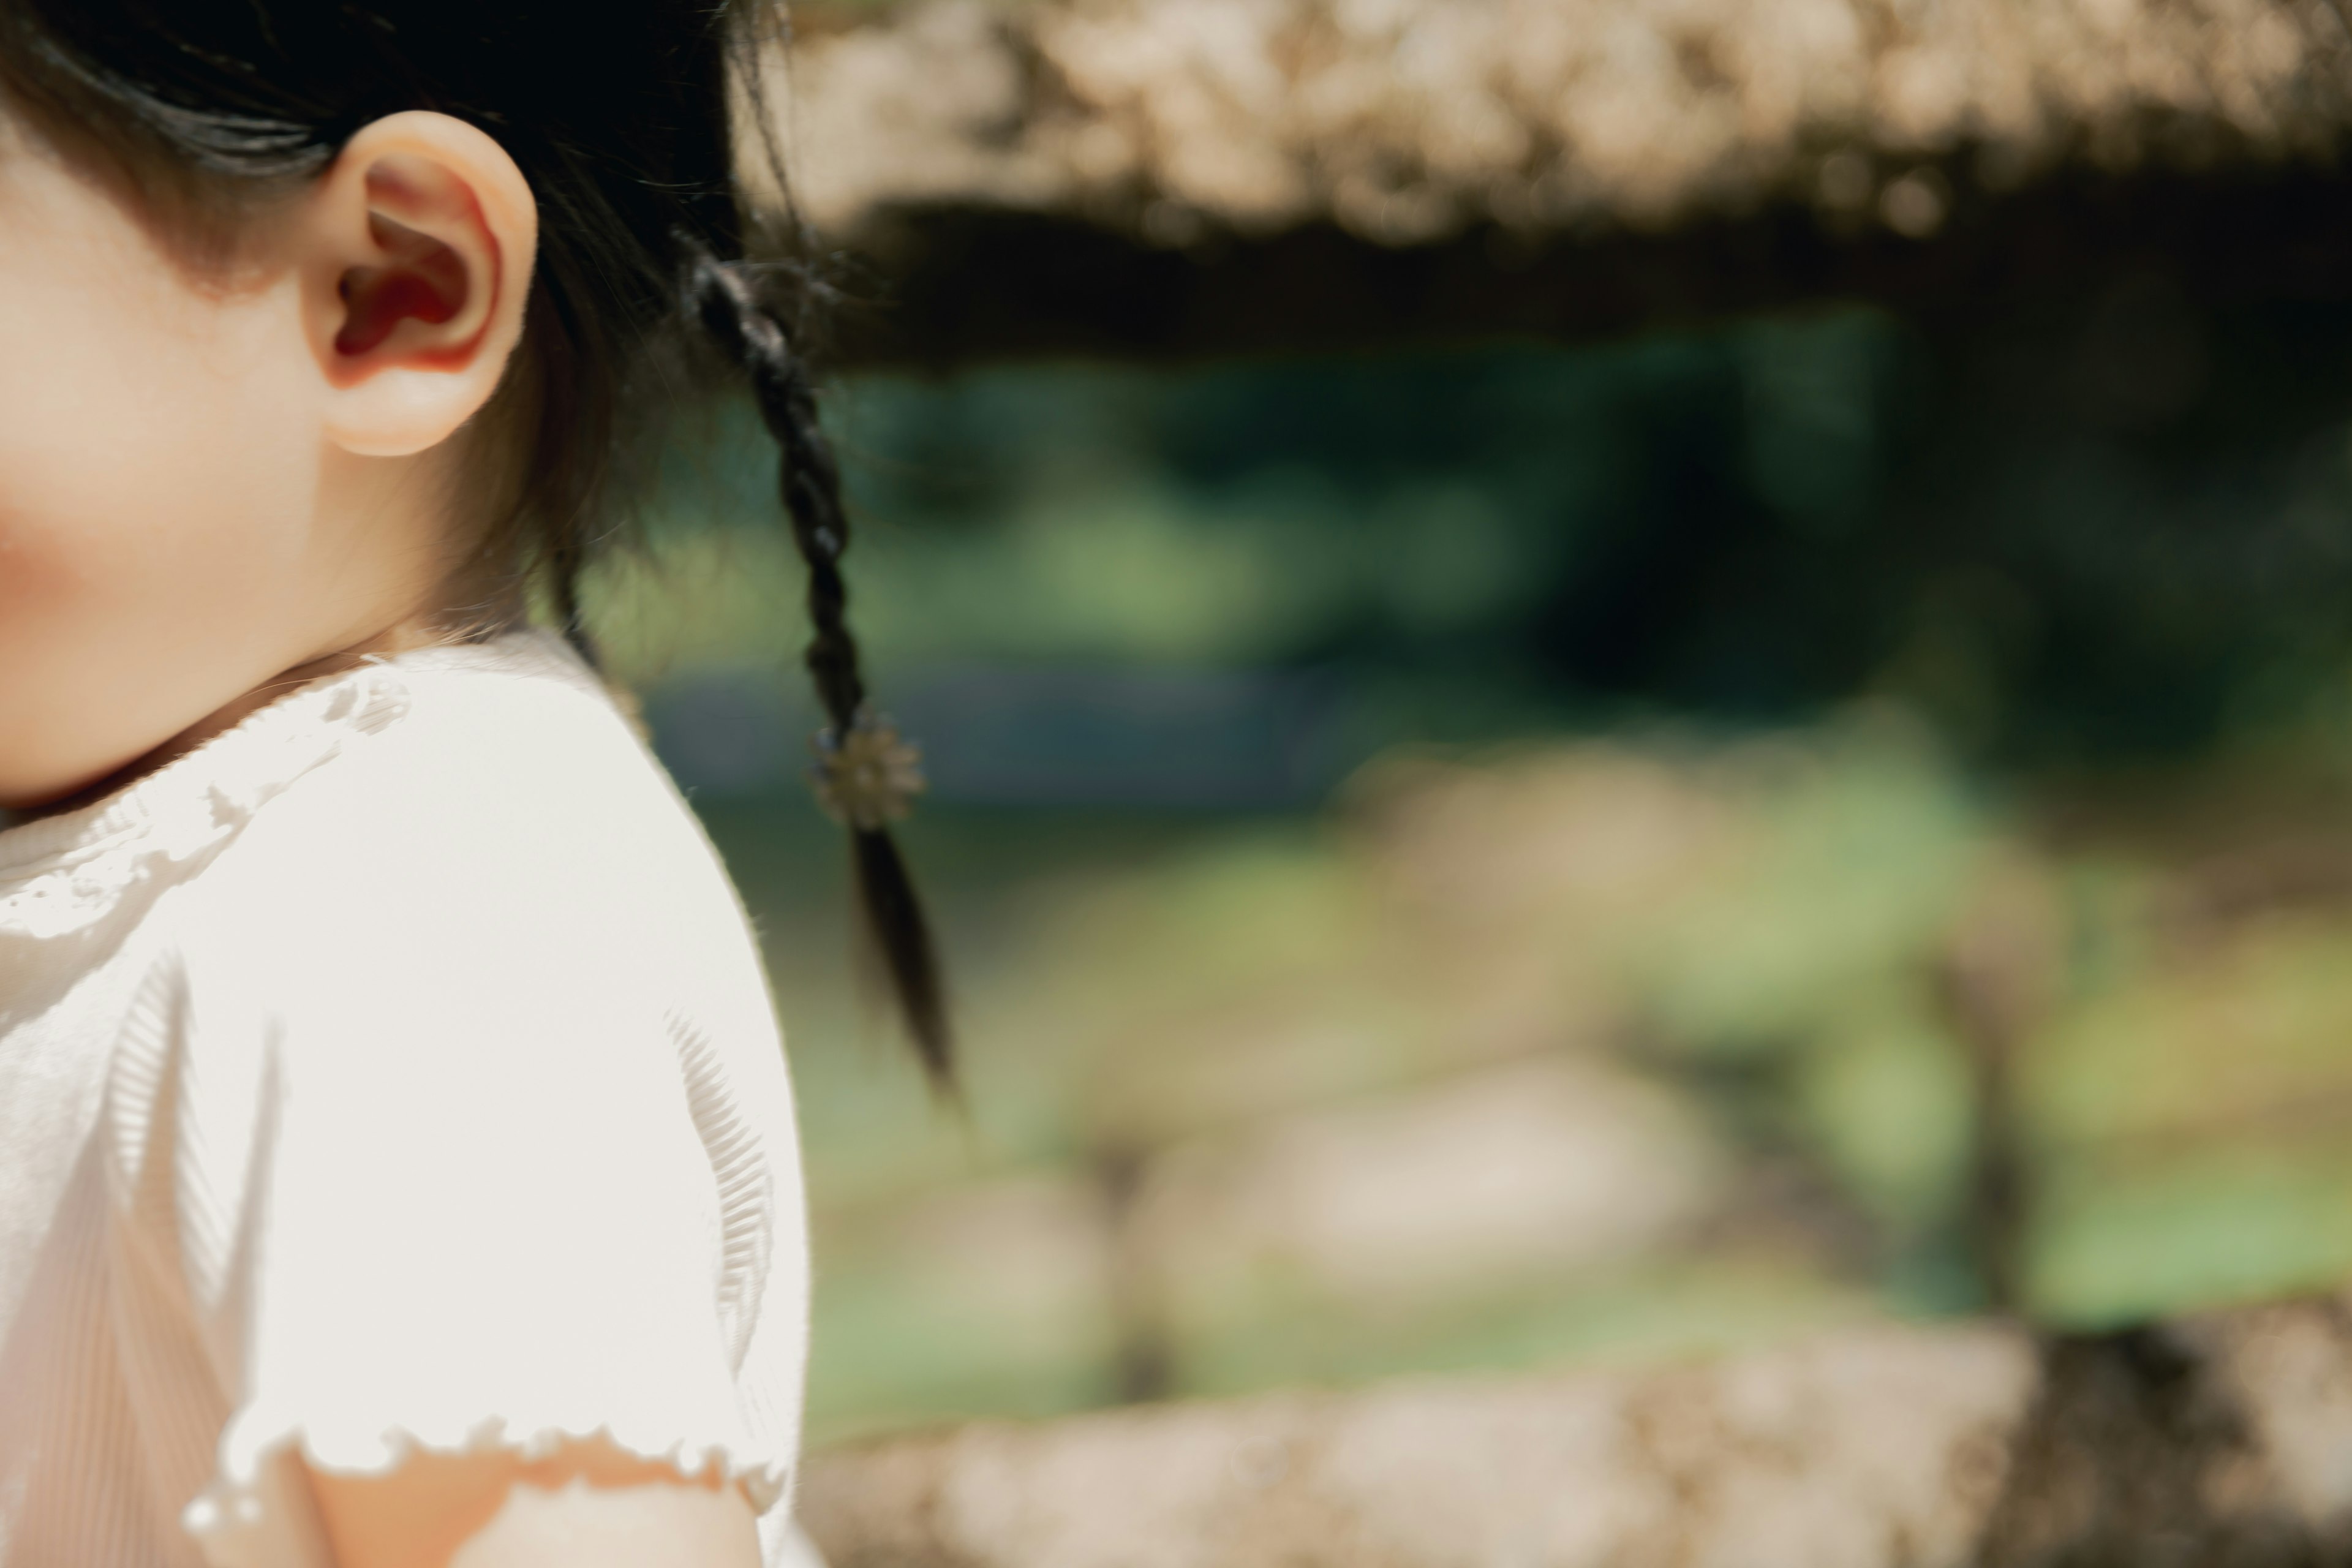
left=184, top=1410, right=793, bottom=1568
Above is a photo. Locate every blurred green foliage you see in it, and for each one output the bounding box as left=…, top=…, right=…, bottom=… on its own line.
left=611, top=287, right=2352, bottom=761
left=601, top=289, right=2352, bottom=1445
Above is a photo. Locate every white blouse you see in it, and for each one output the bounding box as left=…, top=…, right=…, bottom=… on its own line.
left=0, top=632, right=816, bottom=1567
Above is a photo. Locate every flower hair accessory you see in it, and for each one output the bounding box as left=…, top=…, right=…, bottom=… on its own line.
left=810, top=710, right=926, bottom=830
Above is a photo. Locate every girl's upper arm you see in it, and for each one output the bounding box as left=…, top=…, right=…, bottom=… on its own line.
left=150, top=783, right=802, bottom=1567
left=304, top=1436, right=764, bottom=1568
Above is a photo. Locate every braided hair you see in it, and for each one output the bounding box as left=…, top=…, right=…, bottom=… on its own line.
left=685, top=247, right=950, bottom=1079
left=0, top=0, right=953, bottom=1081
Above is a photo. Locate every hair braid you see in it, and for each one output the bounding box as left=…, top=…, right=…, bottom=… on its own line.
left=684, top=243, right=953, bottom=1087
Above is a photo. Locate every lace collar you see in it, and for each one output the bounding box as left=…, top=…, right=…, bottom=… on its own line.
left=0, top=658, right=423, bottom=944
left=0, top=631, right=598, bottom=947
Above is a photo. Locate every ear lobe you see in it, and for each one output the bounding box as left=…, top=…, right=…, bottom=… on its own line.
left=307, top=112, right=537, bottom=459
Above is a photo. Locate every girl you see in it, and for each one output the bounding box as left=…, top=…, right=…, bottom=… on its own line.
left=0, top=2, right=945, bottom=1565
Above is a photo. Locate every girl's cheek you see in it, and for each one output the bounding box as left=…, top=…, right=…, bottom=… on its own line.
left=0, top=222, right=317, bottom=804
left=0, top=495, right=287, bottom=806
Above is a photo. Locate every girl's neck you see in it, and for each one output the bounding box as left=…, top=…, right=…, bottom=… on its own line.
left=8, top=611, right=515, bottom=826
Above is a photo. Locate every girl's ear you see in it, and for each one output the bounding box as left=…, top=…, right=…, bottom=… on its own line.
left=302, top=111, right=537, bottom=459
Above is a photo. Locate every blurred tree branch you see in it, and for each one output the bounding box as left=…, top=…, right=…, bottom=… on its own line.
left=779, top=0, right=2352, bottom=366
left=799, top=1292, right=2352, bottom=1566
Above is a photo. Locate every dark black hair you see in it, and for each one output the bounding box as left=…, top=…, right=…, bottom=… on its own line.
left=0, top=0, right=951, bottom=1082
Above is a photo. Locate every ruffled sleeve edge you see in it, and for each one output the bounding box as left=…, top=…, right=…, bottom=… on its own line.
left=183, top=1411, right=794, bottom=1567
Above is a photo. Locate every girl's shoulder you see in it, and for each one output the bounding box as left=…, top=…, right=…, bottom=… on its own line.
left=71, top=647, right=810, bottom=1565
left=173, top=630, right=775, bottom=1044
left=229, top=631, right=721, bottom=902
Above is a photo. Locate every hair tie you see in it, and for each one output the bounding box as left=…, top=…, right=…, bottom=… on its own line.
left=810, top=710, right=925, bottom=831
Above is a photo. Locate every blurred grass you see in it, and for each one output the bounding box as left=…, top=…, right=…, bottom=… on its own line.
left=688, top=731, right=2352, bottom=1445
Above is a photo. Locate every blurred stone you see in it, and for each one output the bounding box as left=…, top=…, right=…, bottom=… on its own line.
left=1879, top=168, right=1950, bottom=238
left=800, top=1317, right=2035, bottom=1566
left=799, top=1292, right=2352, bottom=1567
left=1133, top=1057, right=1727, bottom=1314
left=780, top=0, right=2352, bottom=365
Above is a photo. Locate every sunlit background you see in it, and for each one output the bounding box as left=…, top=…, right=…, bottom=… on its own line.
left=592, top=284, right=2352, bottom=1447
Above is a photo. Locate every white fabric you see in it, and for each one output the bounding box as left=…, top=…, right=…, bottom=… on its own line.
left=0, top=631, right=816, bottom=1567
